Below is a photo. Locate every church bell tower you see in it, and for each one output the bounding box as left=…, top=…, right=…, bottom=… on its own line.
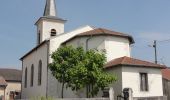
left=35, top=0, right=66, bottom=45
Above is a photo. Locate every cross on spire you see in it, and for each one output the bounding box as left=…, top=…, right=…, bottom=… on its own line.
left=43, top=0, right=57, bottom=17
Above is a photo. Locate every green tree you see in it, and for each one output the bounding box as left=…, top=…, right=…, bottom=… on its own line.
left=68, top=49, right=117, bottom=97
left=49, top=46, right=83, bottom=98
left=49, top=46, right=117, bottom=98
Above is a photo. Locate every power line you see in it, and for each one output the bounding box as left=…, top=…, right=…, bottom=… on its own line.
left=131, top=39, right=169, bottom=65
left=149, top=39, right=170, bottom=65
left=157, top=39, right=170, bottom=43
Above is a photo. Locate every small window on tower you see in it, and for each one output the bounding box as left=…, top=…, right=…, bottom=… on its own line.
left=51, top=29, right=57, bottom=36
left=38, top=32, right=40, bottom=44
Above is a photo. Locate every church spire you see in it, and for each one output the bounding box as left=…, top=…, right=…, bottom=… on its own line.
left=35, top=0, right=66, bottom=44
left=43, top=0, right=57, bottom=16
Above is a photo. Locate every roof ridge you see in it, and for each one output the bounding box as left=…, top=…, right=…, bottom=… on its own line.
left=51, top=25, right=94, bottom=38
left=63, top=27, right=135, bottom=44
left=98, top=28, right=105, bottom=34
left=126, top=56, right=166, bottom=67
left=97, top=28, right=129, bottom=35
left=105, top=56, right=166, bottom=69
left=0, top=68, right=21, bottom=71
left=130, top=57, right=160, bottom=65
left=121, top=56, right=128, bottom=64
left=121, top=56, right=133, bottom=64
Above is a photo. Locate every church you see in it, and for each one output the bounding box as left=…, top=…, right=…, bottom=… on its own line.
left=20, top=0, right=165, bottom=99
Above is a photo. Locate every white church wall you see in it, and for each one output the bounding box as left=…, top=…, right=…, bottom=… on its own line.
left=105, top=36, right=131, bottom=62
left=37, top=19, right=65, bottom=43
left=65, top=36, right=106, bottom=52
left=47, top=69, right=79, bottom=98
left=21, top=43, right=48, bottom=99
left=49, top=25, right=94, bottom=63
left=122, top=66, right=163, bottom=98
left=37, top=21, right=43, bottom=44
left=66, top=35, right=131, bottom=62
left=42, top=20, right=64, bottom=35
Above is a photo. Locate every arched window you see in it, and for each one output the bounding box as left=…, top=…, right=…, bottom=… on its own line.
left=24, top=68, right=27, bottom=88
left=30, top=64, right=34, bottom=87
left=51, top=29, right=57, bottom=36
left=38, top=60, right=42, bottom=85
left=38, top=31, right=40, bottom=44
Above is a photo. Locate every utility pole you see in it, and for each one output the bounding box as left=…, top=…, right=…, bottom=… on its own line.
left=153, top=40, right=158, bottom=64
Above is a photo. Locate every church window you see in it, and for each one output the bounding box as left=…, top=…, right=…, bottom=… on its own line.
left=38, top=60, right=42, bottom=85
left=140, top=73, right=148, bottom=91
left=51, top=29, right=57, bottom=36
left=24, top=68, right=27, bottom=88
left=38, top=31, right=40, bottom=44
left=30, top=64, right=34, bottom=87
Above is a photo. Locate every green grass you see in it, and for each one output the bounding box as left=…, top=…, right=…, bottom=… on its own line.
left=31, top=96, right=54, bottom=100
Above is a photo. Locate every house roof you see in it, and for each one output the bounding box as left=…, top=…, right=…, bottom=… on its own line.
left=105, top=56, right=166, bottom=69
left=63, top=28, right=135, bottom=44
left=162, top=68, right=170, bottom=80
left=0, top=69, right=22, bottom=82
left=0, top=76, right=7, bottom=86
left=35, top=16, right=66, bottom=25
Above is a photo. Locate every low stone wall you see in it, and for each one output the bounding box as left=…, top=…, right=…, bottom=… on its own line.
left=133, top=96, right=167, bottom=100
left=57, top=98, right=109, bottom=100
left=17, top=98, right=110, bottom=100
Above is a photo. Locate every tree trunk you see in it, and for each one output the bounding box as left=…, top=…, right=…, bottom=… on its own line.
left=89, top=85, right=91, bottom=98
left=61, top=73, right=65, bottom=98
left=86, top=84, right=90, bottom=98
left=61, top=82, right=65, bottom=98
left=86, top=85, right=88, bottom=98
left=92, top=83, right=94, bottom=97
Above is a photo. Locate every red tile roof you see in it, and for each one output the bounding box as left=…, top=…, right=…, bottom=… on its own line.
left=63, top=28, right=134, bottom=44
left=162, top=68, right=170, bottom=80
left=105, top=56, right=166, bottom=69
left=0, top=76, right=7, bottom=86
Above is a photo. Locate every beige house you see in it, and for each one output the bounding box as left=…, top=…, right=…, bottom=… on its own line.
left=0, top=76, right=7, bottom=100
left=0, top=69, right=21, bottom=100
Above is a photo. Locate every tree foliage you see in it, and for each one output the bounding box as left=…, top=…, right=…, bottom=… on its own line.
left=49, top=46, right=117, bottom=98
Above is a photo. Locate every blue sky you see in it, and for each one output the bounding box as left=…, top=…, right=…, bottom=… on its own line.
left=0, top=0, right=170, bottom=69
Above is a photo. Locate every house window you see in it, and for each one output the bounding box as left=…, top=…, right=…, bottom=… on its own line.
left=38, top=60, right=42, bottom=85
left=51, top=29, right=57, bottom=36
left=24, top=68, right=27, bottom=88
left=30, top=64, right=34, bottom=87
left=140, top=73, right=148, bottom=91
